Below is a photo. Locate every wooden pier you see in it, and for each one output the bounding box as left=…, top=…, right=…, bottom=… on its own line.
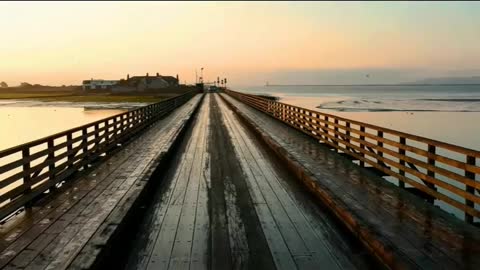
left=0, top=90, right=479, bottom=270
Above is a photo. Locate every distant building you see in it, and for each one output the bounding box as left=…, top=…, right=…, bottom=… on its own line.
left=82, top=79, right=118, bottom=90
left=112, top=73, right=179, bottom=92
left=161, top=75, right=180, bottom=87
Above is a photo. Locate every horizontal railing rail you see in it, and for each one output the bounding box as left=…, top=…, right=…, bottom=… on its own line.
left=225, top=89, right=480, bottom=223
left=0, top=90, right=198, bottom=221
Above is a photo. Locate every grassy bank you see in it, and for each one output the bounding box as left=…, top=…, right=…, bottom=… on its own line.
left=0, top=92, right=75, bottom=99
left=41, top=95, right=167, bottom=103
left=0, top=86, right=196, bottom=103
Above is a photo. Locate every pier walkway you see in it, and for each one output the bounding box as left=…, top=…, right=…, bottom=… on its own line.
left=121, top=94, right=376, bottom=270
left=0, top=91, right=479, bottom=270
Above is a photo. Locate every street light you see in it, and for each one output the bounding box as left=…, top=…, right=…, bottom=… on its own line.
left=200, top=67, right=204, bottom=83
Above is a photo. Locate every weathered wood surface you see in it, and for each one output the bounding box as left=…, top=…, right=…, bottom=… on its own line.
left=0, top=95, right=202, bottom=270
left=225, top=89, right=480, bottom=222
left=221, top=92, right=480, bottom=270
left=122, top=94, right=377, bottom=270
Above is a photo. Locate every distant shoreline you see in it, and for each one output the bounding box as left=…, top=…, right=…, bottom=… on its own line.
left=266, top=84, right=480, bottom=87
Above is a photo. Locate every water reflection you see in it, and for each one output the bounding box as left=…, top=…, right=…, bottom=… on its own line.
left=0, top=106, right=124, bottom=151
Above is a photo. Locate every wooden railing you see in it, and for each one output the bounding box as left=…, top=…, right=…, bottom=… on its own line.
left=225, top=89, right=480, bottom=223
left=0, top=91, right=197, bottom=221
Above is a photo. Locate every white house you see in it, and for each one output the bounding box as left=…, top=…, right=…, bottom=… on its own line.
left=82, top=79, right=119, bottom=90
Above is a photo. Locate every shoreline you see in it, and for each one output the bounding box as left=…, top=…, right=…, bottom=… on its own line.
left=0, top=99, right=152, bottom=110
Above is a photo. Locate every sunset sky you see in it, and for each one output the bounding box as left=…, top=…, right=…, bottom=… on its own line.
left=1, top=1, right=479, bottom=87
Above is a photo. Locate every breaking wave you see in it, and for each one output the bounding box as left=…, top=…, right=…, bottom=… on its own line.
left=317, top=98, right=480, bottom=112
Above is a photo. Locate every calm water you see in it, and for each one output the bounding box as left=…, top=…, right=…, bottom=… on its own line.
left=0, top=101, right=131, bottom=204
left=0, top=103, right=125, bottom=151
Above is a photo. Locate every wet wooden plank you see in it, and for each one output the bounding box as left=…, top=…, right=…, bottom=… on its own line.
left=224, top=180, right=250, bottom=269
left=127, top=102, right=204, bottom=270
left=238, top=129, right=346, bottom=269
left=169, top=114, right=208, bottom=270
left=131, top=160, right=187, bottom=270
left=218, top=99, right=297, bottom=270
left=147, top=97, right=207, bottom=270
left=188, top=101, right=210, bottom=270
left=220, top=97, right=311, bottom=259
left=255, top=204, right=298, bottom=270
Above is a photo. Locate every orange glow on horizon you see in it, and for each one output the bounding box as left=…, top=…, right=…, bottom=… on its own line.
left=0, top=1, right=479, bottom=86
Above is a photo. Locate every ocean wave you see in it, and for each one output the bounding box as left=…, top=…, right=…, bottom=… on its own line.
left=317, top=98, right=480, bottom=112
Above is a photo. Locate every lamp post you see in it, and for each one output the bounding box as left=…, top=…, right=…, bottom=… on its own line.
left=200, top=67, right=204, bottom=83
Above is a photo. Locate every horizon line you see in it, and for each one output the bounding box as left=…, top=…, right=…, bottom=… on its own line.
left=265, top=83, right=480, bottom=87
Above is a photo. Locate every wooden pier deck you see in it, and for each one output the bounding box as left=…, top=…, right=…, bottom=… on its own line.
left=120, top=94, right=377, bottom=270
left=0, top=91, right=479, bottom=270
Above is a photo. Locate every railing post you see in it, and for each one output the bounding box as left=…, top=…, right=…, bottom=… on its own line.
left=121, top=114, right=126, bottom=139
left=48, top=139, right=55, bottom=182
left=334, top=119, right=339, bottom=152
left=359, top=126, right=365, bottom=167
left=82, top=128, right=88, bottom=169
left=113, top=117, right=118, bottom=143
left=427, top=145, right=436, bottom=204
left=22, top=148, right=32, bottom=208
left=324, top=116, right=329, bottom=143
left=377, top=131, right=383, bottom=165
left=465, top=155, right=475, bottom=223
left=300, top=108, right=304, bottom=129
left=153, top=104, right=158, bottom=119
left=67, top=133, right=73, bottom=168
left=95, top=123, right=100, bottom=153
left=129, top=112, right=133, bottom=130
left=296, top=108, right=301, bottom=128
left=122, top=114, right=127, bottom=134
left=346, top=122, right=351, bottom=148
left=398, top=136, right=406, bottom=188
left=291, top=107, right=296, bottom=126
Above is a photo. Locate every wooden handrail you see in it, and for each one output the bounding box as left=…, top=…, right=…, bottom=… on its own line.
left=0, top=90, right=198, bottom=221
left=225, top=89, right=480, bottom=223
